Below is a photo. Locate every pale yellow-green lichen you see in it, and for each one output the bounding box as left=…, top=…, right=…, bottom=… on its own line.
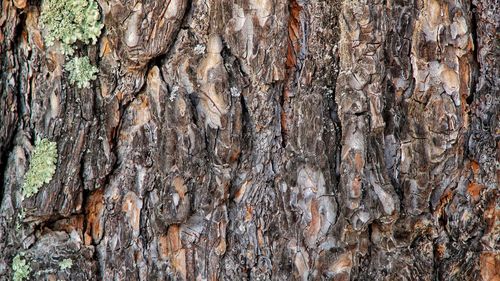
left=59, top=258, right=73, bottom=270
left=22, top=139, right=58, bottom=198
left=12, top=253, right=30, bottom=281
left=39, top=0, right=103, bottom=56
left=65, top=56, right=99, bottom=89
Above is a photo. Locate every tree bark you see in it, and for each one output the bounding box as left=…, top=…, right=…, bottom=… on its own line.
left=0, top=0, right=498, bottom=280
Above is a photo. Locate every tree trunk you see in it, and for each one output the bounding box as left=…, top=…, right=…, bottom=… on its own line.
left=0, top=0, right=498, bottom=280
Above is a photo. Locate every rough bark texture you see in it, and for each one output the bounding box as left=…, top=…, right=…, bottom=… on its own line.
left=0, top=0, right=498, bottom=280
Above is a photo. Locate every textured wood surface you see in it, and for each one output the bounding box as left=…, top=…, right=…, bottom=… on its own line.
left=0, top=0, right=498, bottom=280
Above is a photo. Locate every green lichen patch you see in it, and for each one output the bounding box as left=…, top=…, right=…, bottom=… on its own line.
left=12, top=253, right=31, bottom=281
left=22, top=139, right=58, bottom=198
left=59, top=258, right=73, bottom=270
left=65, top=56, right=99, bottom=89
left=40, top=0, right=103, bottom=55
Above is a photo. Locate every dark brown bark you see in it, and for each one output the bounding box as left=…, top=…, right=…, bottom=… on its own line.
left=0, top=0, right=498, bottom=280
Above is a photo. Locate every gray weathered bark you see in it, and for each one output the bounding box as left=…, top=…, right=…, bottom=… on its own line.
left=0, top=0, right=498, bottom=280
